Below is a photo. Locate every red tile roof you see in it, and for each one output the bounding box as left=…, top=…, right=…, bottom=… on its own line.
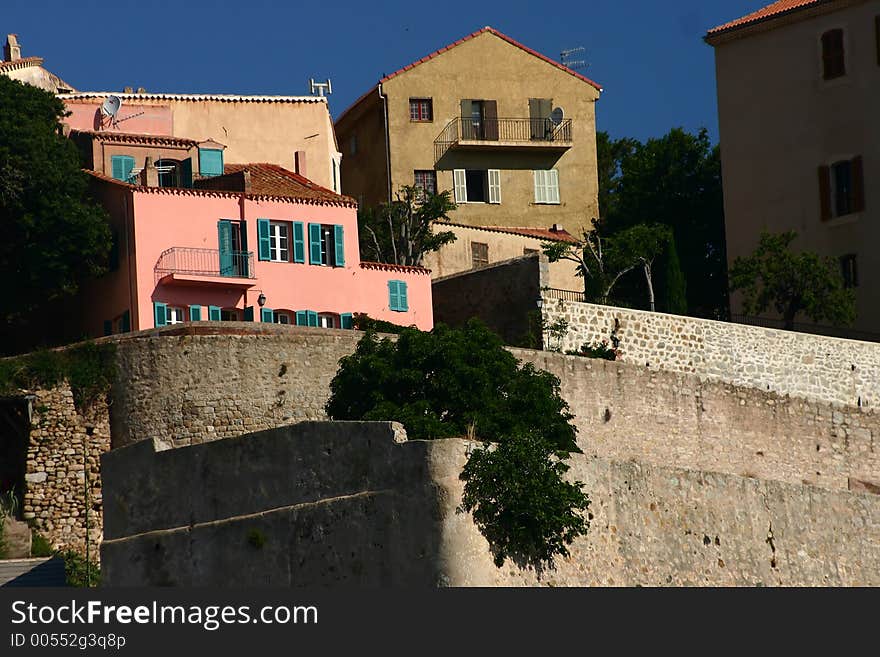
left=442, top=221, right=580, bottom=243
left=380, top=26, right=602, bottom=91
left=70, top=129, right=197, bottom=148
left=707, top=0, right=827, bottom=38
left=220, top=163, right=356, bottom=206
left=0, top=56, right=43, bottom=71
left=359, top=261, right=431, bottom=275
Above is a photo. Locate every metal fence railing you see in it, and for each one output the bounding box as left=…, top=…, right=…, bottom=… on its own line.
left=154, top=247, right=255, bottom=282
left=434, top=117, right=573, bottom=161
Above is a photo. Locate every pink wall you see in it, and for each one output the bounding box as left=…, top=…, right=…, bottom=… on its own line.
left=94, top=188, right=435, bottom=333
left=63, top=101, right=173, bottom=135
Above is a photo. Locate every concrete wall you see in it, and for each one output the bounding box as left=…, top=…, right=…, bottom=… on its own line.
left=431, top=254, right=543, bottom=346
left=100, top=422, right=880, bottom=586
left=542, top=297, right=880, bottom=409
left=709, top=0, right=880, bottom=333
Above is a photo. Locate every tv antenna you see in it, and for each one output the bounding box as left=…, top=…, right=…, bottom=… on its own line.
left=98, top=95, right=145, bottom=130
left=560, top=46, right=587, bottom=71
left=309, top=78, right=332, bottom=97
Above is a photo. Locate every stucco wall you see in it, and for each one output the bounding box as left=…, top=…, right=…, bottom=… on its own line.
left=100, top=422, right=880, bottom=586
left=542, top=298, right=880, bottom=409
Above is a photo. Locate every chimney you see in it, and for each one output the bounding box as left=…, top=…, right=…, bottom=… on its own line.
left=123, top=86, right=133, bottom=94
left=242, top=170, right=252, bottom=193
left=294, top=151, right=307, bottom=178
left=4, top=34, right=21, bottom=62
left=136, top=87, right=146, bottom=93
left=550, top=223, right=564, bottom=233
left=140, top=156, right=159, bottom=187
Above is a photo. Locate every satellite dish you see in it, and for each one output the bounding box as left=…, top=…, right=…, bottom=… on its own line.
left=550, top=107, right=564, bottom=126
left=101, top=95, right=122, bottom=119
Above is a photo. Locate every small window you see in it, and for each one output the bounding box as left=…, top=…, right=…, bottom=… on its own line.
left=388, top=280, right=409, bottom=312
left=471, top=242, right=489, bottom=269
left=534, top=169, right=560, bottom=204
left=308, top=223, right=345, bottom=267
left=269, top=222, right=290, bottom=262
left=318, top=313, right=338, bottom=329
left=821, top=29, right=845, bottom=80
left=156, top=159, right=182, bottom=188
left=199, top=148, right=224, bottom=177
left=409, top=98, right=433, bottom=122
left=163, top=306, right=186, bottom=325
left=453, top=169, right=499, bottom=203
left=274, top=312, right=292, bottom=325
left=220, top=309, right=239, bottom=321
left=414, top=170, right=437, bottom=199
left=111, top=154, right=135, bottom=182
left=840, top=254, right=858, bottom=288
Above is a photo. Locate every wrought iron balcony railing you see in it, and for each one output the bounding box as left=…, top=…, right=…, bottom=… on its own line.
left=154, top=247, right=255, bottom=283
left=434, top=117, right=573, bottom=161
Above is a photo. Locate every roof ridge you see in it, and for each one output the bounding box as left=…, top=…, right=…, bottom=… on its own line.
left=706, top=0, right=830, bottom=38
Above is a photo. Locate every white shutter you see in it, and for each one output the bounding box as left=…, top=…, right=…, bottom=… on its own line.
left=453, top=169, right=467, bottom=203
left=533, top=170, right=546, bottom=204
left=547, top=169, right=560, bottom=204
left=488, top=169, right=501, bottom=204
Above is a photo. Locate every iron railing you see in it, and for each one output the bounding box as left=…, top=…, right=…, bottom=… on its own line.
left=543, top=287, right=587, bottom=303
left=154, top=247, right=255, bottom=282
left=434, top=117, right=573, bottom=161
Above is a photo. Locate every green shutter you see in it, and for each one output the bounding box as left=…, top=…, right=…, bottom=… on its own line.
left=293, top=222, right=305, bottom=263
left=307, top=310, right=319, bottom=327
left=111, top=155, right=135, bottom=182
left=340, top=313, right=353, bottom=329
left=218, top=220, right=233, bottom=275
left=238, top=220, right=249, bottom=277
left=295, top=311, right=308, bottom=326
left=121, top=310, right=130, bottom=332
left=261, top=307, right=274, bottom=323
left=308, top=223, right=322, bottom=264
left=189, top=306, right=202, bottom=321
left=153, top=302, right=168, bottom=327
left=199, top=148, right=224, bottom=177
left=334, top=225, right=345, bottom=267
left=208, top=305, right=221, bottom=321
left=398, top=281, right=409, bottom=311
left=244, top=306, right=254, bottom=321
left=103, top=320, right=113, bottom=336
left=257, top=219, right=271, bottom=261
left=388, top=280, right=400, bottom=311
left=180, top=157, right=193, bottom=188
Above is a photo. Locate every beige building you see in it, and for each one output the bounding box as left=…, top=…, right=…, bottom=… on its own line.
left=0, top=34, right=76, bottom=93
left=335, top=27, right=602, bottom=233
left=707, top=0, right=879, bottom=335
left=422, top=222, right=582, bottom=291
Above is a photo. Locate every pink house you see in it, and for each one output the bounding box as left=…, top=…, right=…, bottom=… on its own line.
left=79, top=135, right=432, bottom=336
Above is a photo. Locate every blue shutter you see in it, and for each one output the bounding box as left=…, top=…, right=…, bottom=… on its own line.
left=153, top=302, right=168, bottom=327
left=308, top=223, right=322, bottom=264
left=121, top=310, right=130, bottom=332
left=261, top=308, right=274, bottom=323
left=340, top=313, right=353, bottom=329
left=218, top=220, right=233, bottom=275
left=111, top=155, right=134, bottom=182
left=398, top=281, right=408, bottom=311
left=257, top=219, right=271, bottom=261
left=189, top=306, right=202, bottom=321
left=295, top=311, right=308, bottom=326
left=103, top=320, right=113, bottom=336
left=199, top=148, right=224, bottom=177
left=293, top=222, right=305, bottom=263
left=244, top=306, right=254, bottom=321
left=208, top=305, right=221, bottom=321
left=307, top=310, right=319, bottom=327
left=334, top=225, right=345, bottom=267
left=388, top=280, right=400, bottom=311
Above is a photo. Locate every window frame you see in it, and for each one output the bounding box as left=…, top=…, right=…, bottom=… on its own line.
left=830, top=160, right=853, bottom=217
left=268, top=221, right=290, bottom=263
left=471, top=242, right=489, bottom=269
left=409, top=98, right=433, bottom=122
left=533, top=169, right=560, bottom=204
left=840, top=254, right=858, bottom=288
left=414, top=170, right=437, bottom=199
left=820, top=28, right=846, bottom=80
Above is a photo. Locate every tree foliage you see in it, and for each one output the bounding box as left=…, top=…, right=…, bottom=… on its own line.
left=0, top=76, right=111, bottom=335
left=459, top=432, right=590, bottom=569
left=326, top=320, right=578, bottom=454
left=729, top=230, right=856, bottom=329
left=358, top=185, right=457, bottom=267
left=597, top=128, right=726, bottom=318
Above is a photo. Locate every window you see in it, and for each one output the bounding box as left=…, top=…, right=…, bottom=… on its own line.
left=528, top=98, right=553, bottom=140
left=460, top=99, right=497, bottom=140
left=409, top=98, right=433, bottom=122
left=471, top=242, right=489, bottom=269
left=350, top=134, right=357, bottom=156
left=840, top=254, right=858, bottom=288
left=274, top=312, right=292, bottom=325
left=388, top=280, right=408, bottom=312
left=189, top=305, right=202, bottom=321
left=819, top=157, right=864, bottom=219
left=269, top=222, right=289, bottom=262
left=308, top=223, right=345, bottom=267
left=111, top=154, right=135, bottom=182
left=332, top=158, right=339, bottom=193
left=295, top=310, right=319, bottom=327
left=318, top=313, right=338, bottom=329
left=220, top=309, right=239, bottom=321
left=152, top=302, right=186, bottom=327
left=257, top=220, right=305, bottom=263
left=218, top=220, right=248, bottom=276
left=821, top=29, right=845, bottom=79
left=453, top=169, right=501, bottom=204
left=156, top=159, right=182, bottom=188
left=534, top=169, right=560, bottom=204
left=414, top=170, right=437, bottom=199
left=199, top=148, right=224, bottom=177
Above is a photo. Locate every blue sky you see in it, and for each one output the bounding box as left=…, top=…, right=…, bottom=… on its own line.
left=3, top=1, right=767, bottom=143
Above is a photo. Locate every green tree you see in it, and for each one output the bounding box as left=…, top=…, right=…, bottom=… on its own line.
left=597, top=128, right=726, bottom=319
left=0, top=76, right=110, bottom=349
left=660, top=235, right=688, bottom=315
left=358, top=185, right=457, bottom=267
left=728, top=230, right=856, bottom=330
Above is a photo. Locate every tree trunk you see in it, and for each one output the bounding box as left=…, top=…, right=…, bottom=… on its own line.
left=643, top=261, right=655, bottom=312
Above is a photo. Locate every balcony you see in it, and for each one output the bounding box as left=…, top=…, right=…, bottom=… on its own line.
left=154, top=247, right=256, bottom=287
left=434, top=117, right=573, bottom=162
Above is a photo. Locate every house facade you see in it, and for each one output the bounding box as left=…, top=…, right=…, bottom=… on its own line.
left=79, top=138, right=431, bottom=337
left=335, top=27, right=602, bottom=233
left=707, top=0, right=879, bottom=334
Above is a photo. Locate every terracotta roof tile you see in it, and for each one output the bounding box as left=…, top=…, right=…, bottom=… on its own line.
left=219, top=163, right=356, bottom=206
left=59, top=92, right=326, bottom=104
left=359, top=261, right=431, bottom=275
left=70, top=129, right=197, bottom=147
left=442, top=221, right=580, bottom=243
left=707, top=0, right=828, bottom=37
left=0, top=56, right=43, bottom=71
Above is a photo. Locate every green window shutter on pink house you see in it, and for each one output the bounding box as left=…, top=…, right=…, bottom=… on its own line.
left=153, top=302, right=167, bottom=327
left=111, top=155, right=135, bottom=182
left=208, top=306, right=221, bottom=321
left=334, top=225, right=345, bottom=266
left=257, top=219, right=271, bottom=261
left=308, top=223, right=322, bottom=264
left=199, top=149, right=224, bottom=177
left=340, top=313, right=353, bottom=329
left=295, top=311, right=308, bottom=326
left=293, top=222, right=305, bottom=263
left=261, top=308, right=274, bottom=322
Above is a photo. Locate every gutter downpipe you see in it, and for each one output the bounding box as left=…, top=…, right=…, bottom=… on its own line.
left=378, top=83, right=392, bottom=203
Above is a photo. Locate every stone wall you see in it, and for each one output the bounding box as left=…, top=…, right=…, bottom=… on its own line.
left=23, top=383, right=109, bottom=555
left=101, top=422, right=880, bottom=587
left=541, top=298, right=880, bottom=409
